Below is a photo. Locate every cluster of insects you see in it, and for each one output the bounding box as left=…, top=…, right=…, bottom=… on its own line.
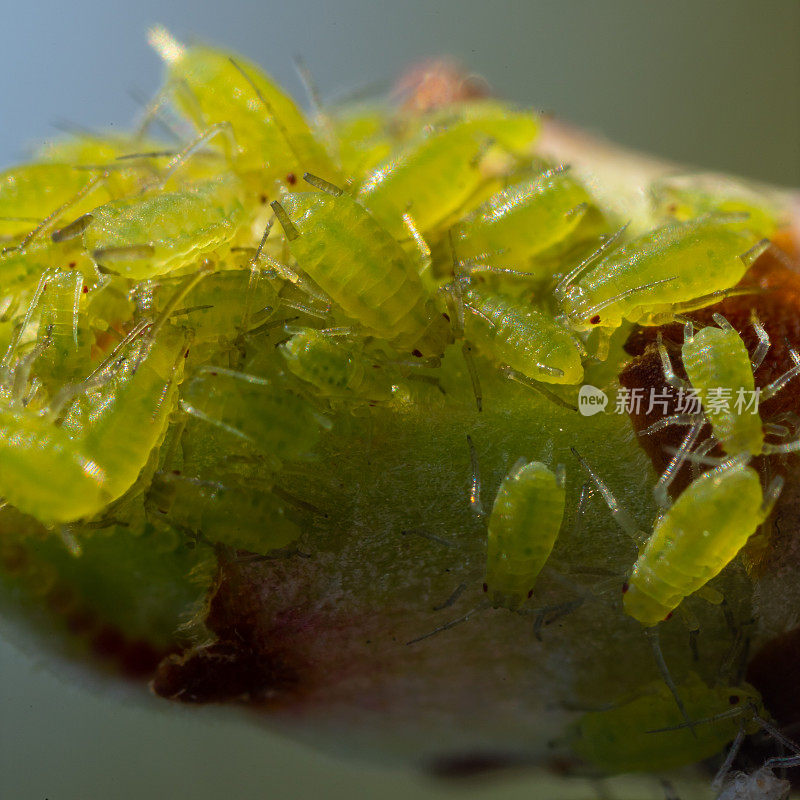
left=0, top=26, right=797, bottom=792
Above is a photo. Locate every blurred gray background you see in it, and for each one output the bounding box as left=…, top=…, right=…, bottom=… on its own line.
left=1, top=2, right=798, bottom=799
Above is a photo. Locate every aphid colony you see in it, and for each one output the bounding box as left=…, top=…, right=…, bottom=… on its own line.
left=0, top=27, right=795, bottom=780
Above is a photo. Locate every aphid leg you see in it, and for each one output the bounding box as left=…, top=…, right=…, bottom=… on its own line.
left=553, top=222, right=630, bottom=300
left=711, top=724, right=747, bottom=792
left=657, top=332, right=687, bottom=389
left=645, top=627, right=697, bottom=737
left=579, top=276, right=678, bottom=325
left=760, top=345, right=800, bottom=401
left=461, top=341, right=483, bottom=412
left=530, top=598, right=584, bottom=642
left=676, top=604, right=701, bottom=662
left=763, top=422, right=791, bottom=439
left=150, top=121, right=237, bottom=190
left=758, top=714, right=800, bottom=770
left=571, top=482, right=593, bottom=538
left=691, top=436, right=719, bottom=480
left=664, top=285, right=762, bottom=319
left=500, top=366, right=578, bottom=412
left=293, top=56, right=338, bottom=159
left=761, top=475, right=785, bottom=518
left=466, top=434, right=484, bottom=516
left=433, top=582, right=468, bottom=611
left=302, top=173, right=343, bottom=196
left=570, top=447, right=644, bottom=540
left=60, top=526, right=82, bottom=557
left=639, top=413, right=701, bottom=436
left=406, top=601, right=490, bottom=645
left=593, top=327, right=613, bottom=362
left=402, top=212, right=433, bottom=282
left=750, top=313, right=771, bottom=371
left=653, top=420, right=704, bottom=508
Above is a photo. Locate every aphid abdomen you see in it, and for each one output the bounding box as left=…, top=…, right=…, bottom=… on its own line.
left=625, top=463, right=765, bottom=626
left=277, top=192, right=431, bottom=342
left=83, top=177, right=246, bottom=279
left=79, top=325, right=187, bottom=503
left=681, top=325, right=763, bottom=456
left=486, top=461, right=566, bottom=609
left=466, top=290, right=583, bottom=384
left=573, top=673, right=762, bottom=773
left=453, top=169, right=591, bottom=269
left=150, top=31, right=339, bottom=185
left=39, top=269, right=91, bottom=382
left=0, top=412, right=109, bottom=524
left=564, top=220, right=761, bottom=331
left=357, top=126, right=488, bottom=239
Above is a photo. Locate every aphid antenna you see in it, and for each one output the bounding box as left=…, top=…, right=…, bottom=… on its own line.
left=150, top=264, right=212, bottom=340
left=645, top=627, right=697, bottom=738
left=127, top=84, right=186, bottom=143
left=661, top=444, right=726, bottom=469
left=553, top=222, right=629, bottom=298
left=147, top=121, right=237, bottom=191
left=577, top=275, right=679, bottom=324
left=638, top=413, right=701, bottom=437
left=570, top=447, right=645, bottom=542
left=653, top=419, right=704, bottom=508
left=656, top=331, right=688, bottom=389
left=180, top=399, right=255, bottom=444
left=228, top=57, right=303, bottom=165
left=500, top=366, right=578, bottom=412
left=461, top=341, right=482, bottom=412
left=759, top=343, right=800, bottom=401
left=271, top=485, right=328, bottom=518
left=400, top=528, right=457, bottom=549
left=466, top=434, right=485, bottom=517
left=280, top=298, right=332, bottom=319
left=84, top=319, right=153, bottom=383
left=0, top=270, right=52, bottom=379
left=406, top=601, right=490, bottom=645
left=9, top=171, right=107, bottom=251
left=711, top=724, right=748, bottom=792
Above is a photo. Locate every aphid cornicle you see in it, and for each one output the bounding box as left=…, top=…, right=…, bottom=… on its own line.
left=462, top=286, right=584, bottom=385
left=557, top=217, right=765, bottom=339
left=572, top=672, right=762, bottom=773
left=148, top=27, right=340, bottom=188
left=485, top=460, right=566, bottom=609
left=451, top=166, right=595, bottom=274
left=72, top=175, right=247, bottom=280
left=271, top=176, right=452, bottom=356
left=280, top=327, right=395, bottom=401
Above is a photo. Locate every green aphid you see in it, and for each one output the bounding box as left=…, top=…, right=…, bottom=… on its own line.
left=463, top=286, right=584, bottom=385
left=271, top=176, right=451, bottom=356
left=146, top=471, right=301, bottom=555
left=452, top=166, right=594, bottom=275
left=357, top=106, right=538, bottom=240
left=148, top=26, right=340, bottom=188
left=280, top=327, right=396, bottom=401
left=557, top=218, right=765, bottom=344
left=73, top=176, right=246, bottom=280
left=572, top=673, right=762, bottom=773
left=486, top=460, right=566, bottom=609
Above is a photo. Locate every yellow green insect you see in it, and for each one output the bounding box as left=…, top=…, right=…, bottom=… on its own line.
left=271, top=174, right=451, bottom=356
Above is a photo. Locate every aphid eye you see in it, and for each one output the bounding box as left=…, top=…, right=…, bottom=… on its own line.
left=621, top=582, right=629, bottom=594
left=411, top=349, right=423, bottom=358
left=589, top=315, right=601, bottom=325
left=286, top=172, right=297, bottom=185
left=663, top=611, right=673, bottom=622
left=728, top=694, right=740, bottom=705
left=171, top=470, right=181, bottom=476
left=527, top=589, right=534, bottom=599
left=68, top=261, right=77, bottom=268
left=259, top=194, right=268, bottom=204
left=82, top=285, right=89, bottom=294
left=482, top=582, right=488, bottom=593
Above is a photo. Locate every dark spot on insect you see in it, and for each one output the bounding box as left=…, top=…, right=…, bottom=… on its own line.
left=158, top=508, right=168, bottom=515
left=482, top=582, right=488, bottom=593
left=412, top=349, right=423, bottom=358
left=663, top=611, right=673, bottom=621
left=621, top=582, right=629, bottom=594
left=425, top=751, right=531, bottom=779
left=729, top=694, right=740, bottom=705
left=589, top=315, right=601, bottom=325
left=286, top=173, right=297, bottom=185
left=184, top=349, right=190, bottom=358
left=209, top=370, right=217, bottom=376
left=68, top=261, right=77, bottom=268
left=527, top=589, right=534, bottom=599
left=442, top=313, right=450, bottom=322
left=259, top=194, right=268, bottom=204
left=82, top=285, right=89, bottom=293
